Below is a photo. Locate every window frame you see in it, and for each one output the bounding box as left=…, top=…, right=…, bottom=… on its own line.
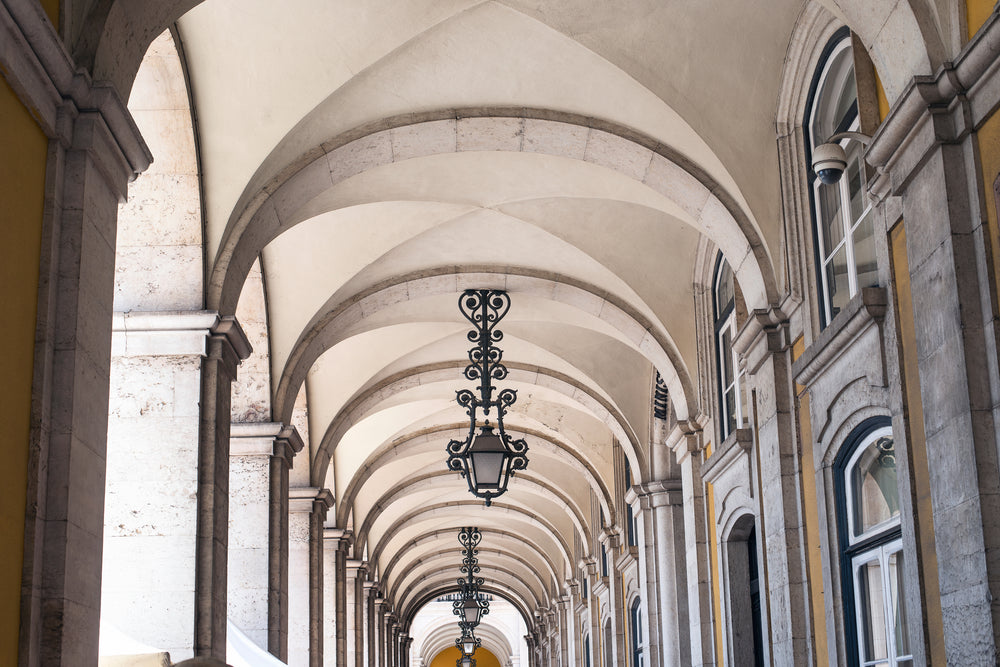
left=834, top=418, right=911, bottom=666
left=630, top=598, right=644, bottom=667
left=805, top=28, right=876, bottom=328
left=713, top=254, right=744, bottom=440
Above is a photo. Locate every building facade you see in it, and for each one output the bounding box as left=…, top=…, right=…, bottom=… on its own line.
left=2, top=0, right=1000, bottom=665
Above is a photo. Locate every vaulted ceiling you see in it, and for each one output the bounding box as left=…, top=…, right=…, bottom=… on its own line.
left=109, top=0, right=938, bottom=637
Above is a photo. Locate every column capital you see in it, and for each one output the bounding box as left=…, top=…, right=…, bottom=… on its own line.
left=230, top=422, right=303, bottom=465
left=346, top=559, right=367, bottom=575
left=599, top=526, right=620, bottom=549
left=666, top=419, right=707, bottom=462
left=630, top=479, right=684, bottom=509
left=324, top=527, right=354, bottom=551
left=732, top=306, right=791, bottom=375
left=289, top=486, right=334, bottom=514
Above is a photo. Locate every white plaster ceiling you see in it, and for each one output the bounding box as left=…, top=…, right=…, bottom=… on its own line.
left=169, top=0, right=811, bottom=634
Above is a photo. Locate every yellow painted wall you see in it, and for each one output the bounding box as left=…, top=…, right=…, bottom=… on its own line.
left=0, top=74, right=49, bottom=665
left=967, top=0, right=995, bottom=41
left=792, top=337, right=829, bottom=666
left=703, top=442, right=724, bottom=664
left=430, top=646, right=501, bottom=667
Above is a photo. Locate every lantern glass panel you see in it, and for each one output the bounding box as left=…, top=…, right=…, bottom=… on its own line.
left=463, top=598, right=481, bottom=624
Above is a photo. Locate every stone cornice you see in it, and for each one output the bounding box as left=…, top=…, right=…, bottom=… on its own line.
left=627, top=479, right=683, bottom=509
left=732, top=307, right=791, bottom=375
left=866, top=10, right=1000, bottom=199
left=0, top=0, right=150, bottom=177
left=111, top=310, right=221, bottom=357
left=792, top=287, right=888, bottom=387
left=700, top=428, right=753, bottom=485
left=289, top=486, right=334, bottom=513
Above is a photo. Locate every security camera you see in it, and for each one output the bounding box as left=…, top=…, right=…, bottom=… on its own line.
left=812, top=142, right=848, bottom=185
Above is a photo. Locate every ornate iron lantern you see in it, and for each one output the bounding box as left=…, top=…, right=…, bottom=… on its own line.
left=456, top=627, right=481, bottom=656
left=456, top=657, right=476, bottom=667
left=446, top=289, right=529, bottom=505
left=453, top=527, right=489, bottom=630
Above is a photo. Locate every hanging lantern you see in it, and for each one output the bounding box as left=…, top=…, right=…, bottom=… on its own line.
left=446, top=290, right=529, bottom=506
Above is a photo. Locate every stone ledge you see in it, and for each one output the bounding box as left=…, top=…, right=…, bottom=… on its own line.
left=792, top=287, right=887, bottom=387
left=701, top=428, right=753, bottom=485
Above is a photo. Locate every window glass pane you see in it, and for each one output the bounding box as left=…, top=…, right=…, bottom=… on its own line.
left=826, top=245, right=851, bottom=319
left=852, top=436, right=900, bottom=536
left=721, top=328, right=734, bottom=387
left=853, top=209, right=878, bottom=289
left=818, top=182, right=845, bottom=256
left=857, top=559, right=889, bottom=663
left=811, top=44, right=856, bottom=145
left=847, top=147, right=865, bottom=224
left=716, top=261, right=734, bottom=318
left=724, top=388, right=737, bottom=436
left=889, top=549, right=909, bottom=659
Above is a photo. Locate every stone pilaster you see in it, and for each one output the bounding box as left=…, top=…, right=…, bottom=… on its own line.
left=599, top=528, right=627, bottom=666
left=271, top=426, right=304, bottom=659
left=195, top=316, right=253, bottom=659
left=863, top=14, right=1000, bottom=661
left=1, top=2, right=153, bottom=663
left=364, top=581, right=378, bottom=667
left=105, top=312, right=244, bottom=661
left=324, top=528, right=352, bottom=667
left=289, top=487, right=333, bottom=667
left=229, top=421, right=303, bottom=658
left=345, top=560, right=367, bottom=667
left=556, top=594, right=574, bottom=666
left=629, top=479, right=688, bottom=667
left=580, top=558, right=600, bottom=667
left=669, top=422, right=715, bottom=667
left=733, top=309, right=812, bottom=665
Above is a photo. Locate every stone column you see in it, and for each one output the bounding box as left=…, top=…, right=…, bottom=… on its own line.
left=324, top=529, right=352, bottom=667
left=374, top=598, right=386, bottom=667
left=599, top=529, right=627, bottom=666
left=346, top=560, right=367, bottom=667
left=734, top=311, right=812, bottom=665
left=3, top=4, right=154, bottom=662
left=581, top=559, right=600, bottom=667
left=388, top=619, right=399, bottom=667
left=271, top=427, right=304, bottom=659
left=289, top=487, right=333, bottom=666
left=863, top=34, right=1000, bottom=661
left=556, top=594, right=575, bottom=666
left=364, top=581, right=378, bottom=667
left=195, top=316, right=253, bottom=658
left=229, top=422, right=302, bottom=657
left=630, top=480, right=688, bottom=667
left=103, top=313, right=249, bottom=661
left=310, top=491, right=334, bottom=667
left=228, top=423, right=303, bottom=658
left=670, top=423, right=716, bottom=666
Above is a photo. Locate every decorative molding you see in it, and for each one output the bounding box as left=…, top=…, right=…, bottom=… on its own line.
left=866, top=10, right=1000, bottom=199
left=732, top=307, right=791, bottom=376
left=792, top=287, right=888, bottom=387
left=700, top=428, right=754, bottom=485
left=0, top=0, right=150, bottom=176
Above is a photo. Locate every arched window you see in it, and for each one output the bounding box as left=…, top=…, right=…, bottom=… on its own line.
left=714, top=255, right=745, bottom=439
left=807, top=30, right=877, bottom=325
left=835, top=419, right=911, bottom=666
left=630, top=598, right=644, bottom=667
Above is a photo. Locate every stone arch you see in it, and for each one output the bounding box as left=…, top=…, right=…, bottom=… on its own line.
left=813, top=0, right=944, bottom=102
left=380, top=530, right=561, bottom=599
left=391, top=553, right=548, bottom=610
left=367, top=502, right=574, bottom=580
left=335, top=424, right=615, bottom=530
left=275, top=269, right=697, bottom=432
left=418, top=620, right=515, bottom=666
left=401, top=585, right=533, bottom=636
left=354, top=470, right=591, bottom=557
left=317, top=360, right=643, bottom=491
left=210, top=113, right=777, bottom=318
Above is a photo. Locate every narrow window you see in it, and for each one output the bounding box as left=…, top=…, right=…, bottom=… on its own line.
left=714, top=255, right=745, bottom=438
left=584, top=635, right=591, bottom=667
left=835, top=420, right=911, bottom=666
left=604, top=619, right=613, bottom=667
left=807, top=31, right=877, bottom=325
left=625, top=458, right=637, bottom=547
left=630, top=598, right=644, bottom=667
left=601, top=543, right=609, bottom=578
